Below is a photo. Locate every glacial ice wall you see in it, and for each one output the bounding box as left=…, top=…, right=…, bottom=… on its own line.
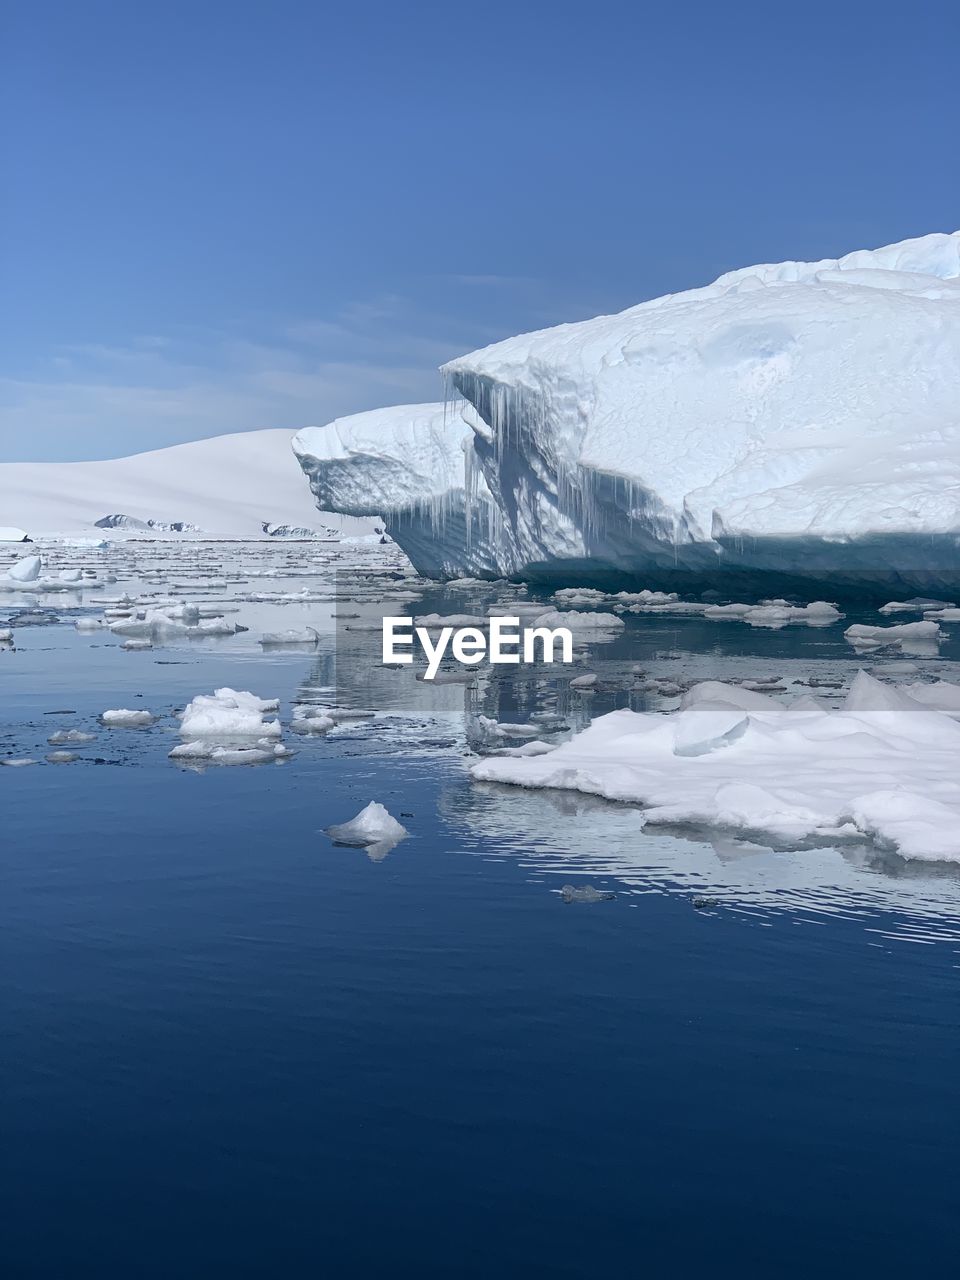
left=295, top=232, right=960, bottom=594
left=292, top=403, right=525, bottom=578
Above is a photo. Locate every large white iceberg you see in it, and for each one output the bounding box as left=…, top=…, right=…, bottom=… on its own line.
left=295, top=231, right=960, bottom=594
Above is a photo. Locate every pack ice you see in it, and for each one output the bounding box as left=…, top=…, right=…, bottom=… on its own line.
left=471, top=673, right=960, bottom=863
left=295, top=231, right=960, bottom=594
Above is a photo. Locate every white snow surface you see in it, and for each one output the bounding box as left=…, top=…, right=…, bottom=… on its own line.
left=296, top=231, right=960, bottom=589
left=0, top=429, right=378, bottom=539
left=471, top=672, right=960, bottom=862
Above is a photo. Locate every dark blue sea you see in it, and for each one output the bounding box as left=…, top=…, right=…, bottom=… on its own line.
left=2, top=541, right=958, bottom=1277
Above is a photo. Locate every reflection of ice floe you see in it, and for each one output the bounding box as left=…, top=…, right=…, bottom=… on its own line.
left=443, top=780, right=960, bottom=942
left=471, top=672, right=960, bottom=863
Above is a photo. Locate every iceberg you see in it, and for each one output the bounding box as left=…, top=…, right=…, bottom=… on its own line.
left=295, top=231, right=960, bottom=596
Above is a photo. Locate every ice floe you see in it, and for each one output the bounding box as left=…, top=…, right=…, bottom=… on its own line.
left=471, top=672, right=960, bottom=862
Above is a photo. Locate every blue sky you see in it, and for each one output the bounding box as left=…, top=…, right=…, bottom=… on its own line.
left=3, top=0, right=958, bottom=461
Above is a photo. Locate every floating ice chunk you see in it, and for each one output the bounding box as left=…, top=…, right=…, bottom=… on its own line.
left=1, top=757, right=37, bottom=767
left=101, top=709, right=155, bottom=727
left=570, top=673, right=598, bottom=688
left=4, top=555, right=41, bottom=583
left=560, top=884, right=616, bottom=903
left=290, top=706, right=336, bottom=734
left=323, top=709, right=375, bottom=724
left=414, top=613, right=487, bottom=627
left=493, top=740, right=558, bottom=757
left=704, top=600, right=841, bottom=629
left=48, top=729, right=96, bottom=745
left=924, top=607, right=960, bottom=621
left=169, top=739, right=292, bottom=765
left=122, top=639, right=153, bottom=651
left=553, top=588, right=609, bottom=607
left=259, top=627, right=320, bottom=646
left=532, top=608, right=624, bottom=633
left=879, top=597, right=955, bottom=614
left=477, top=715, right=542, bottom=741
left=471, top=671, right=960, bottom=862
left=614, top=590, right=679, bottom=606
left=109, top=606, right=244, bottom=641
left=179, top=688, right=281, bottom=738
left=325, top=801, right=408, bottom=853
left=844, top=620, right=942, bottom=650
left=0, top=627, right=12, bottom=643
left=75, top=617, right=104, bottom=631
left=46, top=750, right=77, bottom=763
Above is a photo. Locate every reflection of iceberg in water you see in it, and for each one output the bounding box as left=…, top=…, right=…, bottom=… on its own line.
left=440, top=781, right=960, bottom=944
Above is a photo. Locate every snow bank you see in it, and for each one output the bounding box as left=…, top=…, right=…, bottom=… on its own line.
left=0, top=430, right=379, bottom=539
left=471, top=672, right=960, bottom=862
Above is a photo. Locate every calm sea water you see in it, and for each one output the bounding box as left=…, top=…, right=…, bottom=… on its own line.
left=2, top=543, right=958, bottom=1277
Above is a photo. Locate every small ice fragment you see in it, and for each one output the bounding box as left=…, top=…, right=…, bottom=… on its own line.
left=325, top=801, right=408, bottom=847
left=560, top=884, right=616, bottom=903
left=259, top=627, right=320, bottom=646
left=1, top=757, right=37, bottom=767
left=570, top=673, right=598, bottom=688
left=48, top=729, right=96, bottom=745
left=101, top=709, right=155, bottom=727
left=46, top=750, right=77, bottom=763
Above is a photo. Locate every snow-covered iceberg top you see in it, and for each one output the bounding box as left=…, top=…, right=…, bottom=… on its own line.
left=472, top=672, right=960, bottom=863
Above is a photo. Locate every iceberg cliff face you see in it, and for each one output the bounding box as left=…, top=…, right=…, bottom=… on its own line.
left=295, top=232, right=960, bottom=594
left=293, top=403, right=525, bottom=578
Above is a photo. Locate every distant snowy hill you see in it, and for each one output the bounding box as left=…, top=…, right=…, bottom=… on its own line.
left=0, top=429, right=378, bottom=539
